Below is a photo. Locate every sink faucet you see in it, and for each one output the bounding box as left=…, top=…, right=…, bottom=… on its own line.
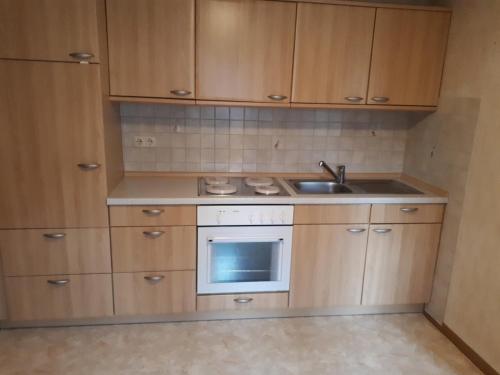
left=319, top=161, right=346, bottom=184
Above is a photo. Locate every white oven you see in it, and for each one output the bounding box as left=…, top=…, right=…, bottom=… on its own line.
left=197, top=205, right=294, bottom=294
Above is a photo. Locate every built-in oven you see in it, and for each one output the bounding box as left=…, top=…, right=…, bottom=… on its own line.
left=197, top=205, right=294, bottom=294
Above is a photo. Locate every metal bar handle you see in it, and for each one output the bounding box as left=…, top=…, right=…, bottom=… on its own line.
left=43, top=233, right=66, bottom=239
left=233, top=297, right=253, bottom=304
left=143, top=231, right=165, bottom=239
left=47, top=279, right=70, bottom=286
left=144, top=275, right=165, bottom=282
left=371, top=96, right=390, bottom=103
left=400, top=207, right=419, bottom=213
left=77, top=163, right=101, bottom=171
left=170, top=89, right=192, bottom=97
left=267, top=94, right=288, bottom=101
left=69, top=52, right=94, bottom=61
left=346, top=228, right=366, bottom=233
left=373, top=228, right=392, bottom=234
left=142, top=209, right=164, bottom=216
left=345, top=96, right=363, bottom=102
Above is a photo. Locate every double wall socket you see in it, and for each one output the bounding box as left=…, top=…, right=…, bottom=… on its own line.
left=134, top=136, right=156, bottom=147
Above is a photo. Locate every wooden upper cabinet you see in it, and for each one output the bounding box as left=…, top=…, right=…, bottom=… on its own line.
left=292, top=4, right=375, bottom=105
left=0, top=0, right=100, bottom=62
left=0, top=60, right=109, bottom=229
left=196, top=0, right=296, bottom=103
left=368, top=9, right=451, bottom=106
left=106, top=0, right=195, bottom=99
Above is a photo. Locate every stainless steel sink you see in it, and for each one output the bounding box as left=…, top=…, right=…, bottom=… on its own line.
left=287, top=180, right=353, bottom=194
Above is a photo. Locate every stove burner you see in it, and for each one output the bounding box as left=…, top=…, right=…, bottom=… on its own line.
left=255, top=185, right=280, bottom=195
left=204, top=176, right=229, bottom=185
left=245, top=177, right=274, bottom=187
left=206, top=184, right=237, bottom=195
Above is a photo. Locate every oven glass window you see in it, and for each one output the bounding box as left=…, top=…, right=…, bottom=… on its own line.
left=209, top=241, right=281, bottom=283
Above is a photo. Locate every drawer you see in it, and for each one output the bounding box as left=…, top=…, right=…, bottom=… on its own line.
left=370, top=204, right=444, bottom=223
left=109, top=205, right=196, bottom=227
left=294, top=205, right=371, bottom=224
left=5, top=274, right=113, bottom=321
left=0, top=229, right=111, bottom=276
left=111, top=226, right=196, bottom=272
left=197, top=293, right=289, bottom=312
left=113, top=271, right=196, bottom=316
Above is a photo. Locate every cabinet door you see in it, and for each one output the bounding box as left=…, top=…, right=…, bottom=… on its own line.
left=0, top=0, right=100, bottom=62
left=0, top=60, right=108, bottom=229
left=107, top=0, right=195, bottom=98
left=367, top=9, right=450, bottom=106
left=292, top=4, right=375, bottom=105
left=196, top=0, right=296, bottom=103
left=362, top=224, right=441, bottom=305
left=290, top=225, right=369, bottom=308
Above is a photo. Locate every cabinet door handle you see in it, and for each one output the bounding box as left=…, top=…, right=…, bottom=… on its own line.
left=371, top=96, right=390, bottom=103
left=69, top=52, right=94, bottom=61
left=47, top=279, right=70, bottom=286
left=144, top=275, right=165, bottom=282
left=233, top=297, right=253, bottom=304
left=346, top=228, right=366, bottom=233
left=373, top=228, right=392, bottom=234
left=344, top=96, right=363, bottom=103
left=267, top=94, right=288, bottom=101
left=77, top=163, right=101, bottom=171
left=400, top=207, right=419, bottom=213
left=143, top=231, right=165, bottom=238
left=43, top=233, right=66, bottom=239
left=170, top=89, right=192, bottom=97
left=142, top=209, right=164, bottom=216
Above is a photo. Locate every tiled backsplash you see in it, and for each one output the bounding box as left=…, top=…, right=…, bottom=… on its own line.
left=121, top=104, right=411, bottom=173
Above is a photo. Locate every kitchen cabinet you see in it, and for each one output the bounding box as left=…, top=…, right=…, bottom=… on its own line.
left=109, top=206, right=196, bottom=227
left=5, top=274, right=113, bottom=321
left=294, top=205, right=371, bottom=224
left=292, top=3, right=375, bottom=105
left=371, top=204, right=445, bottom=224
left=197, top=293, right=289, bottom=312
left=113, top=271, right=196, bottom=316
left=0, top=0, right=100, bottom=62
left=107, top=0, right=195, bottom=99
left=0, top=60, right=109, bottom=229
left=196, top=0, right=296, bottom=104
left=367, top=9, right=450, bottom=106
left=362, top=224, right=441, bottom=305
left=290, top=225, right=368, bottom=308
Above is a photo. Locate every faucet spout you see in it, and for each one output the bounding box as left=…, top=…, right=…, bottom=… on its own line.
left=319, top=161, right=346, bottom=184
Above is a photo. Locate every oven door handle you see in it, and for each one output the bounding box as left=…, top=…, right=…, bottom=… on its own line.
left=207, top=236, right=284, bottom=243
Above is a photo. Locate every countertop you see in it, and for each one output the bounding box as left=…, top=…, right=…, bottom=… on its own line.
left=107, top=173, right=448, bottom=205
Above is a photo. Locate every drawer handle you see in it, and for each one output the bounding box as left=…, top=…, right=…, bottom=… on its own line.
left=143, top=231, right=165, bottom=238
left=400, top=207, right=419, bottom=213
left=267, top=94, right=287, bottom=101
left=77, top=163, right=101, bottom=171
left=233, top=297, right=253, bottom=304
left=373, top=228, right=392, bottom=234
left=170, top=89, right=192, bottom=97
left=47, top=279, right=70, bottom=286
left=144, top=275, right=165, bottom=282
left=346, top=228, right=366, bottom=233
left=43, top=233, right=66, bottom=239
left=69, top=52, right=94, bottom=61
left=344, top=96, right=363, bottom=103
left=142, top=209, right=164, bottom=216
left=371, top=96, right=390, bottom=103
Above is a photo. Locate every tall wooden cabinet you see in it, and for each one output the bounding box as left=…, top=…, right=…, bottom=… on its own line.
left=196, top=0, right=296, bottom=103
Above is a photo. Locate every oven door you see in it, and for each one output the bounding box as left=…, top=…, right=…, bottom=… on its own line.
left=197, top=226, right=293, bottom=294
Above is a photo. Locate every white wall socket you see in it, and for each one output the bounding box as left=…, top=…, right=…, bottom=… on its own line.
left=134, top=136, right=156, bottom=148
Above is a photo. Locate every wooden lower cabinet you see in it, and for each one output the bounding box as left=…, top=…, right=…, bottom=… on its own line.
left=197, top=293, right=289, bottom=312
left=362, top=224, right=441, bottom=305
left=370, top=204, right=444, bottom=224
left=109, top=205, right=196, bottom=227
left=113, top=271, right=196, bottom=316
left=290, top=225, right=369, bottom=308
left=5, top=274, right=113, bottom=321
left=294, top=205, right=371, bottom=224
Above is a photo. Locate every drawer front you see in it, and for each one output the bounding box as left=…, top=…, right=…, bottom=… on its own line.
left=5, top=274, right=113, bottom=321
left=370, top=204, right=444, bottom=223
left=111, top=226, right=196, bottom=272
left=109, top=206, right=196, bottom=227
left=294, top=205, right=371, bottom=224
left=0, top=229, right=111, bottom=276
left=113, top=271, right=196, bottom=316
left=197, top=293, right=289, bottom=312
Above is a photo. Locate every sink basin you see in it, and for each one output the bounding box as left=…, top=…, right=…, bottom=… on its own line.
left=347, top=179, right=423, bottom=195
left=288, top=180, right=353, bottom=194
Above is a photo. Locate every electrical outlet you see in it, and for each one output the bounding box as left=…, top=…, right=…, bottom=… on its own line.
left=134, top=136, right=156, bottom=148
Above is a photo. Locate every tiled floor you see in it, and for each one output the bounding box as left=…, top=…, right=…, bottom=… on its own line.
left=0, top=314, right=480, bottom=375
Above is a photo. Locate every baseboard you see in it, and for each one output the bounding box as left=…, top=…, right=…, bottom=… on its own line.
left=423, top=311, right=498, bottom=375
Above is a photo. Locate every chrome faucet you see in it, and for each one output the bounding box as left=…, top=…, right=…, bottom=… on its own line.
left=319, top=161, right=346, bottom=184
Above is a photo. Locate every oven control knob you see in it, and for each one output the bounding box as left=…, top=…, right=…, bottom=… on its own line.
left=280, top=212, right=286, bottom=224
left=248, top=214, right=254, bottom=224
